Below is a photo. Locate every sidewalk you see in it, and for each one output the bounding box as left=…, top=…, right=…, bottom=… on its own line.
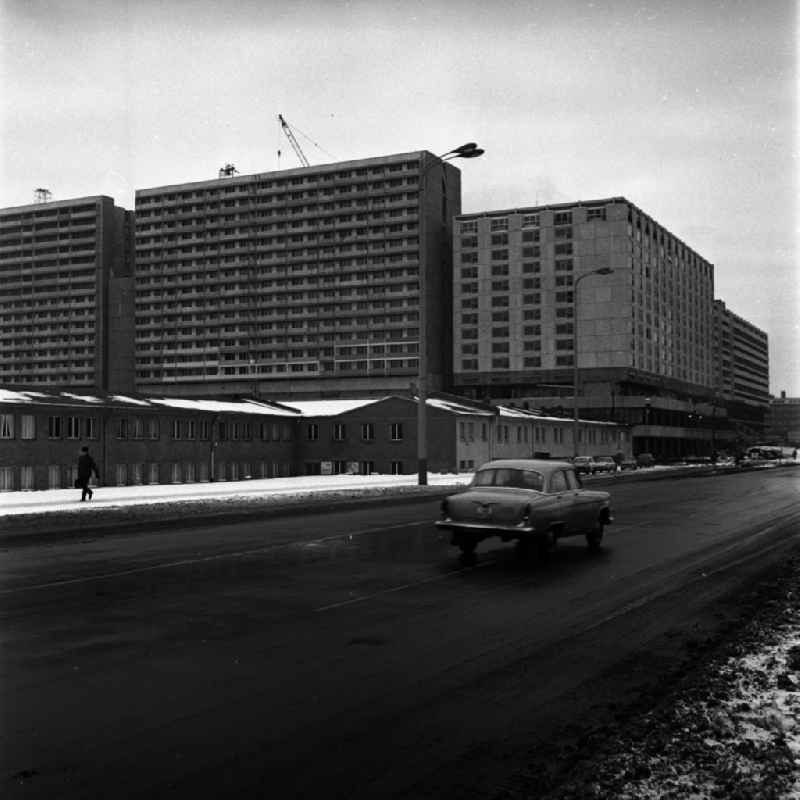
left=0, top=472, right=469, bottom=518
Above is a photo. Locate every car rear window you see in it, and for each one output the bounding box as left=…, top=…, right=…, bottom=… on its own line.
left=472, top=468, right=544, bottom=491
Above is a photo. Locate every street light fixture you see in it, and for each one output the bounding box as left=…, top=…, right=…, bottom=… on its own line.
left=417, top=143, right=485, bottom=486
left=572, top=267, right=614, bottom=459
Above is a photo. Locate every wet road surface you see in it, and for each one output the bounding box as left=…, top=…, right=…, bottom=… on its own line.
left=2, top=468, right=799, bottom=798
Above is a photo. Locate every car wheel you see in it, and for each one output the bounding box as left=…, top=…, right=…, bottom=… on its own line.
left=515, top=537, right=532, bottom=560
left=537, top=528, right=557, bottom=560
left=458, top=539, right=478, bottom=566
left=586, top=522, right=604, bottom=552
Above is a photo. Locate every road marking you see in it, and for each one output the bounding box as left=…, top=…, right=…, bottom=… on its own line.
left=314, top=561, right=495, bottom=612
left=0, top=521, right=431, bottom=595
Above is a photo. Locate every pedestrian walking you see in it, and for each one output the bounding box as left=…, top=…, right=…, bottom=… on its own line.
left=76, top=446, right=100, bottom=501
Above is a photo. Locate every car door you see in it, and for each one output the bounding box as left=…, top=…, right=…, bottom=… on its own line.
left=547, top=469, right=569, bottom=530
left=563, top=467, right=595, bottom=533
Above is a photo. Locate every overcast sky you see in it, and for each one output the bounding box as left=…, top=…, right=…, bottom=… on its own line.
left=1, top=0, right=797, bottom=394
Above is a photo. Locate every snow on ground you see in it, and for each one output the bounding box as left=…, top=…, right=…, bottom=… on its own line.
left=0, top=472, right=470, bottom=517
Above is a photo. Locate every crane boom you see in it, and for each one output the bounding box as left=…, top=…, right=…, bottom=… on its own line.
left=278, top=114, right=310, bottom=167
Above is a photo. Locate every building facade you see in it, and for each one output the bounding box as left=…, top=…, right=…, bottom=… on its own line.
left=0, top=389, right=630, bottom=491
left=134, top=152, right=461, bottom=400
left=712, top=300, right=770, bottom=443
left=0, top=196, right=135, bottom=393
left=451, top=197, right=719, bottom=460
left=766, top=392, right=800, bottom=446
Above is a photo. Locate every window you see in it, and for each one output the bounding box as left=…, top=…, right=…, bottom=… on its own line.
left=522, top=214, right=539, bottom=227
left=554, top=242, right=573, bottom=256
left=586, top=207, right=606, bottom=221
left=48, top=416, right=62, bottom=439
left=460, top=220, right=477, bottom=233
left=490, top=217, right=508, bottom=231
left=200, top=421, right=211, bottom=440
left=461, top=359, right=478, bottom=370
left=491, top=249, right=508, bottom=261
left=491, top=233, right=508, bottom=246
left=522, top=230, right=539, bottom=242
left=0, top=466, right=15, bottom=491
left=307, top=423, right=319, bottom=441
left=21, top=415, right=35, bottom=440
left=553, top=211, right=572, bottom=225
left=360, top=461, right=375, bottom=475
left=492, top=357, right=510, bottom=369
left=132, top=417, right=144, bottom=439
left=362, top=422, right=374, bottom=441
left=65, top=416, right=80, bottom=439
left=116, top=418, right=128, bottom=440
left=522, top=246, right=540, bottom=258
left=333, top=423, right=346, bottom=441
left=391, top=461, right=403, bottom=475
left=187, top=420, right=197, bottom=440
left=171, top=420, right=182, bottom=439
left=0, top=414, right=13, bottom=439
left=390, top=423, right=403, bottom=441
left=147, top=418, right=159, bottom=439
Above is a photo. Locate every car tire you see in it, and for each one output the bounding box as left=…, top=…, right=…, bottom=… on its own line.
left=458, top=539, right=478, bottom=566
left=537, top=528, right=557, bottom=560
left=515, top=537, right=532, bottom=560
left=586, top=522, right=604, bottom=552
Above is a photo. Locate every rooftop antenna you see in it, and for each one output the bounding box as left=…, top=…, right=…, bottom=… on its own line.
left=218, top=163, right=238, bottom=179
left=34, top=188, right=52, bottom=203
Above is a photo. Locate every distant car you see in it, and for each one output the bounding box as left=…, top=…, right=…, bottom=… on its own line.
left=436, top=459, right=613, bottom=565
left=636, top=452, right=655, bottom=468
left=573, top=456, right=594, bottom=475
left=619, top=457, right=638, bottom=471
left=591, top=456, right=618, bottom=474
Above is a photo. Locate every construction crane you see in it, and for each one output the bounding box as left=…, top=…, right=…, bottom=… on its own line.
left=278, top=114, right=310, bottom=167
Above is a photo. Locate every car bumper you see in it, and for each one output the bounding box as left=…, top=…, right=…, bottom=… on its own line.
left=435, top=520, right=536, bottom=535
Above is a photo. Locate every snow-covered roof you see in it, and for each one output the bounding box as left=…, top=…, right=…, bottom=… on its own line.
left=280, top=397, right=392, bottom=417
left=146, top=398, right=300, bottom=417
left=497, top=405, right=621, bottom=425
left=426, top=397, right=495, bottom=416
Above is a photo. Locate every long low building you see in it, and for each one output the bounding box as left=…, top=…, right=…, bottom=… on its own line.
left=0, top=389, right=632, bottom=491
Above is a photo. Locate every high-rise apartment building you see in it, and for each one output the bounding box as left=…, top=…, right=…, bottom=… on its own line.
left=712, top=300, right=769, bottom=406
left=0, top=196, right=135, bottom=392
left=452, top=197, right=717, bottom=460
left=712, top=299, right=769, bottom=439
left=134, top=152, right=460, bottom=399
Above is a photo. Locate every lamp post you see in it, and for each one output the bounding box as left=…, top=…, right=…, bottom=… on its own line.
left=572, top=267, right=614, bottom=459
left=417, top=143, right=484, bottom=486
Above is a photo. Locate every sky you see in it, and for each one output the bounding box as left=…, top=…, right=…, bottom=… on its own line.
left=1, top=0, right=797, bottom=394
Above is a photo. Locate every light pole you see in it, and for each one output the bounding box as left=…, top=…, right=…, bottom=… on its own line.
left=417, top=143, right=484, bottom=485
left=572, top=267, right=614, bottom=459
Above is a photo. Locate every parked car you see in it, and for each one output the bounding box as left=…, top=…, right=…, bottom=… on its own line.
left=591, top=456, right=618, bottom=474
left=572, top=455, right=594, bottom=475
left=436, top=459, right=613, bottom=565
left=619, top=457, right=638, bottom=471
left=636, top=452, right=655, bottom=468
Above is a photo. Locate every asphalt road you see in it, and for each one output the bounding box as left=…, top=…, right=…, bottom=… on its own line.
left=2, top=467, right=799, bottom=799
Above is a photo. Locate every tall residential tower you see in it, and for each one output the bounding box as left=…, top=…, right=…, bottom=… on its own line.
left=0, top=195, right=135, bottom=392
left=452, top=197, right=718, bottom=459
left=134, top=152, right=461, bottom=399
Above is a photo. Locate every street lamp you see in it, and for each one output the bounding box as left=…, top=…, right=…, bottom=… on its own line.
left=417, top=143, right=484, bottom=485
left=572, top=267, right=614, bottom=459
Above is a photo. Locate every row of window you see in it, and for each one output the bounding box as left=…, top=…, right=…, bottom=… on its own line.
left=0, top=413, right=295, bottom=443
left=306, top=422, right=403, bottom=442
left=458, top=420, right=624, bottom=446
left=0, top=461, right=296, bottom=491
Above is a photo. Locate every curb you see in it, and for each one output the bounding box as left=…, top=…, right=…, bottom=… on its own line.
left=0, top=486, right=459, bottom=546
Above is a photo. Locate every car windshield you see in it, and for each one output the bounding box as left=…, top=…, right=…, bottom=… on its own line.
left=472, top=468, right=544, bottom=491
